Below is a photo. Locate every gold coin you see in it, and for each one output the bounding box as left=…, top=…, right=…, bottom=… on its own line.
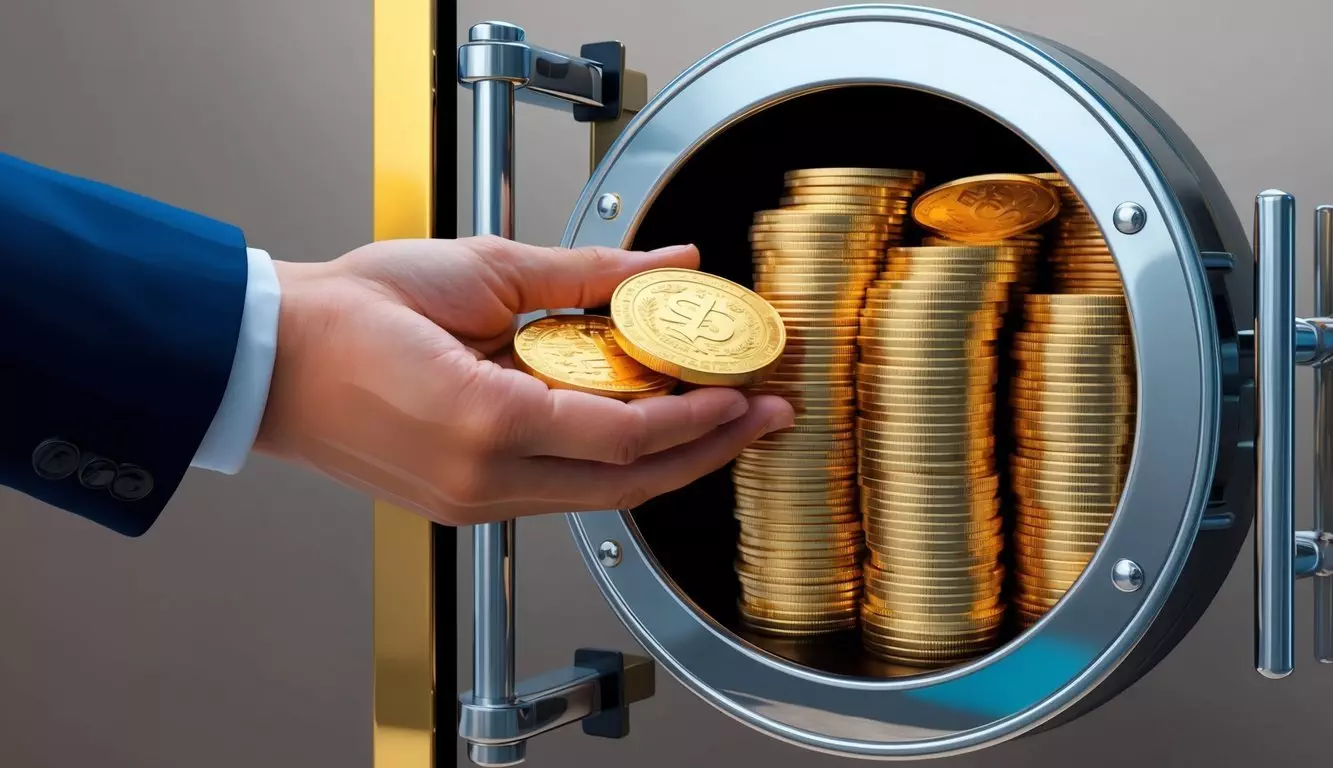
left=1013, top=531, right=1101, bottom=557
left=735, top=559, right=860, bottom=579
left=780, top=184, right=911, bottom=198
left=859, top=470, right=1000, bottom=492
left=753, top=208, right=900, bottom=225
left=859, top=453, right=994, bottom=473
left=738, top=571, right=864, bottom=593
left=1015, top=509, right=1118, bottom=530
left=1016, top=516, right=1113, bottom=538
left=736, top=548, right=861, bottom=568
left=1018, top=322, right=1133, bottom=337
left=1011, top=462, right=1126, bottom=483
left=1016, top=550, right=1094, bottom=572
left=512, top=314, right=678, bottom=400
left=739, top=449, right=857, bottom=465
left=781, top=193, right=911, bottom=207
left=610, top=268, right=786, bottom=386
left=860, top=601, right=1006, bottom=627
left=1024, top=293, right=1125, bottom=307
left=1010, top=453, right=1129, bottom=472
left=739, top=593, right=863, bottom=614
left=1010, top=346, right=1134, bottom=365
left=739, top=593, right=863, bottom=613
left=1012, top=479, right=1124, bottom=502
left=750, top=231, right=890, bottom=244
left=739, top=617, right=858, bottom=636
left=785, top=167, right=925, bottom=182
left=735, top=512, right=859, bottom=528
left=732, top=466, right=855, bottom=483
left=754, top=262, right=881, bottom=274
left=1010, top=378, right=1135, bottom=396
left=1060, top=286, right=1125, bottom=296
left=884, top=245, right=1013, bottom=263
left=861, top=588, right=1003, bottom=611
left=1011, top=334, right=1132, bottom=351
left=1022, top=311, right=1128, bottom=329
left=737, top=604, right=860, bottom=625
left=752, top=249, right=883, bottom=261
left=862, top=573, right=1003, bottom=597
left=920, top=241, right=1042, bottom=253
left=911, top=174, right=1060, bottom=241
left=734, top=491, right=857, bottom=508
left=1051, top=262, right=1120, bottom=273
left=735, top=512, right=860, bottom=527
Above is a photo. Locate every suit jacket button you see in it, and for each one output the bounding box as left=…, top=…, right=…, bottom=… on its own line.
left=32, top=439, right=80, bottom=480
left=110, top=464, right=153, bottom=502
left=78, top=456, right=119, bottom=490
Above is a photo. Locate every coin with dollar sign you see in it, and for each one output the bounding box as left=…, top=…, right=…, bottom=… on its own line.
left=610, top=268, right=787, bottom=386
left=911, top=173, right=1061, bottom=242
left=512, top=315, right=677, bottom=401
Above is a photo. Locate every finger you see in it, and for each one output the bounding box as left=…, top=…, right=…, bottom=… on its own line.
left=518, top=386, right=754, bottom=463
left=514, top=394, right=795, bottom=508
left=466, top=236, right=700, bottom=313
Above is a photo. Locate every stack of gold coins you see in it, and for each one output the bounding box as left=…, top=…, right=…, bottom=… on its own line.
left=1030, top=173, right=1123, bottom=295
left=856, top=246, right=1017, bottom=666
left=1010, top=294, right=1135, bottom=627
left=733, top=167, right=923, bottom=638
left=921, top=234, right=1042, bottom=297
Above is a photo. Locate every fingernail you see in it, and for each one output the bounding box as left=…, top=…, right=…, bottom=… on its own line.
left=721, top=398, right=750, bottom=424
left=649, top=244, right=694, bottom=255
left=763, top=410, right=796, bottom=435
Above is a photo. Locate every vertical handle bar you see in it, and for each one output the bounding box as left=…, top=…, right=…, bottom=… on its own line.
left=1255, top=190, right=1297, bottom=679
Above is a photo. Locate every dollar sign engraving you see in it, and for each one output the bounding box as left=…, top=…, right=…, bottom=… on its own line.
left=659, top=291, right=736, bottom=347
left=553, top=326, right=614, bottom=382
left=956, top=182, right=1045, bottom=225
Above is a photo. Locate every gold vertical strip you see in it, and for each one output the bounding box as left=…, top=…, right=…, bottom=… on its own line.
left=373, top=0, right=436, bottom=766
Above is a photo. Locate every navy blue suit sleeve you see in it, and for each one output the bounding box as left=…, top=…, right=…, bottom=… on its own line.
left=0, top=152, right=248, bottom=536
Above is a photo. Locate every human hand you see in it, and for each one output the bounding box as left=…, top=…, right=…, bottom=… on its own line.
left=255, top=236, right=795, bottom=526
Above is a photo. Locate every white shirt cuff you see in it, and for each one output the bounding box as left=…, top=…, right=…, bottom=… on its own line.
left=191, top=247, right=281, bottom=475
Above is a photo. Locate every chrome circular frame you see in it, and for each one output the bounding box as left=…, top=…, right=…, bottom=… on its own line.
left=560, top=4, right=1220, bottom=759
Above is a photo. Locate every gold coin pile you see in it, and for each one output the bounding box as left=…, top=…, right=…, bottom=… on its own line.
left=856, top=246, right=1018, bottom=666
left=733, top=167, right=923, bottom=638
left=1031, top=173, right=1123, bottom=295
left=1010, top=294, right=1135, bottom=627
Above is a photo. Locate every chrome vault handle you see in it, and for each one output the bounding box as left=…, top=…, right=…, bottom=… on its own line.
left=458, top=21, right=656, bottom=766
left=1314, top=206, right=1333, bottom=663
left=467, top=20, right=523, bottom=768
left=1255, top=190, right=1296, bottom=679
left=1252, top=192, right=1333, bottom=679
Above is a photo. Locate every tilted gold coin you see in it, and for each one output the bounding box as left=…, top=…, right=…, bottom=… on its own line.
left=911, top=173, right=1061, bottom=241
left=610, top=268, right=787, bottom=386
left=512, top=315, right=677, bottom=401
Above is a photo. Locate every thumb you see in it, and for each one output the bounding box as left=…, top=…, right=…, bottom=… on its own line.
left=466, top=236, right=701, bottom=312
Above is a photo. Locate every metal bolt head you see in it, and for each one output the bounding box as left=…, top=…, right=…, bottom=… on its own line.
left=1111, top=559, right=1145, bottom=592
left=598, top=540, right=622, bottom=568
left=470, top=21, right=525, bottom=42
left=596, top=193, right=621, bottom=220
left=1113, top=202, right=1147, bottom=234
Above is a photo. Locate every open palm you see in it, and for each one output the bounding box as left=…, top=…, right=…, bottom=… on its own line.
left=255, top=236, right=794, bottom=526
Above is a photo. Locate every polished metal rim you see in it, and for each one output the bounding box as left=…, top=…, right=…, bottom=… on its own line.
left=561, top=3, right=1219, bottom=758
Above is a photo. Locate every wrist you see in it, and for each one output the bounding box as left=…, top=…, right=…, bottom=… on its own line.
left=253, top=259, right=333, bottom=459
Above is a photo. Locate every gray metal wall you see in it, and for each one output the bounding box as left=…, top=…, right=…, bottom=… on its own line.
left=0, top=1, right=373, bottom=766
left=2, top=0, right=1332, bottom=766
